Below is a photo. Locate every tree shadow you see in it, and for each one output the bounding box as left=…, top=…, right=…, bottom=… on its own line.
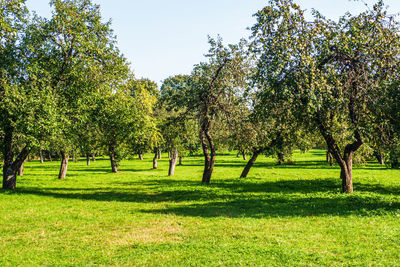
left=11, top=177, right=400, bottom=218
left=140, top=194, right=400, bottom=218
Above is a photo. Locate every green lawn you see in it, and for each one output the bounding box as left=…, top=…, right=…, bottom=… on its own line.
left=1, top=150, right=400, bottom=266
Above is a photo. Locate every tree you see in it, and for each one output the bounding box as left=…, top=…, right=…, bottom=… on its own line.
left=1, top=0, right=58, bottom=189
left=250, top=0, right=400, bottom=193
left=96, top=76, right=157, bottom=173
left=128, top=78, right=159, bottom=161
left=187, top=38, right=248, bottom=184
left=40, top=0, right=128, bottom=179
left=158, top=75, right=199, bottom=175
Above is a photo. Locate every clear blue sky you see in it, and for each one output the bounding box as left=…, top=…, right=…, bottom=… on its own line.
left=26, top=0, right=400, bottom=84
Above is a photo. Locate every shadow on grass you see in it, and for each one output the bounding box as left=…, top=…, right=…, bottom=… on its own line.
left=10, top=177, right=400, bottom=218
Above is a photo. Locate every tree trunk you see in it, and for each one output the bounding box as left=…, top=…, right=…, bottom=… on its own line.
left=374, top=151, right=384, bottom=165
left=86, top=154, right=90, bottom=166
left=242, top=151, right=247, bottom=161
left=179, top=156, right=183, bottom=166
left=153, top=151, right=158, bottom=169
left=240, top=149, right=262, bottom=178
left=92, top=153, right=96, bottom=161
left=138, top=151, right=144, bottom=160
left=158, top=148, right=162, bottom=159
left=201, top=129, right=216, bottom=184
left=2, top=126, right=30, bottom=190
left=236, top=151, right=240, bottom=158
left=319, top=123, right=362, bottom=194
left=58, top=151, right=69, bottom=179
left=48, top=151, right=52, bottom=162
left=340, top=155, right=354, bottom=194
left=18, top=161, right=25, bottom=177
left=39, top=148, right=44, bottom=163
left=277, top=152, right=284, bottom=165
left=327, top=150, right=334, bottom=166
left=168, top=147, right=178, bottom=176
left=109, top=144, right=118, bottom=173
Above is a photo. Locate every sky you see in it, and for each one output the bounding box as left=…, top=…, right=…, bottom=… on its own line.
left=26, top=0, right=400, bottom=85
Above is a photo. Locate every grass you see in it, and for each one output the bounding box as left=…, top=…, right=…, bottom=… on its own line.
left=1, top=150, right=400, bottom=266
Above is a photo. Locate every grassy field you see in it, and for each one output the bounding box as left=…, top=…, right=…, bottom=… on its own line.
left=1, top=150, right=400, bottom=266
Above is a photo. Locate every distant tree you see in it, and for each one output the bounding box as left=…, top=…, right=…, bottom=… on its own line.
left=96, top=76, right=157, bottom=173
left=128, top=78, right=159, bottom=160
left=158, top=75, right=199, bottom=175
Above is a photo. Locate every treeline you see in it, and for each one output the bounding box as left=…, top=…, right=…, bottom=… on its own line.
left=1, top=0, right=400, bottom=194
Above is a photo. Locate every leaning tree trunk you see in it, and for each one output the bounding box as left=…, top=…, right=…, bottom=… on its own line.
left=240, top=149, right=262, bottom=178
left=59, top=151, right=69, bottom=179
left=109, top=143, right=118, bottom=173
left=168, top=147, right=178, bottom=176
left=242, top=151, right=247, bottom=161
left=236, top=151, right=240, bottom=158
left=153, top=151, right=158, bottom=169
left=201, top=129, right=216, bottom=184
left=86, top=154, right=90, bottom=166
left=39, top=148, right=44, bottom=163
left=18, top=160, right=25, bottom=177
left=2, top=126, right=31, bottom=190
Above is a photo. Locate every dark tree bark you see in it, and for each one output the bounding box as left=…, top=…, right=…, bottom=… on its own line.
left=236, top=151, right=240, bottom=158
left=58, top=151, right=69, bottom=179
left=179, top=156, right=183, bottom=166
left=240, top=149, right=262, bottom=178
left=109, top=143, right=118, bottom=173
left=242, top=151, right=247, bottom=161
left=86, top=154, right=90, bottom=166
left=168, top=147, right=178, bottom=176
left=200, top=128, right=216, bottom=184
left=91, top=153, right=96, bottom=162
left=2, top=126, right=31, bottom=190
left=277, top=152, right=285, bottom=165
left=39, top=148, right=44, bottom=163
left=138, top=151, right=144, bottom=160
left=153, top=150, right=158, bottom=169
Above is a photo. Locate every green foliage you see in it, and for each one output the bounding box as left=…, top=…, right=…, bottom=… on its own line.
left=158, top=75, right=199, bottom=156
